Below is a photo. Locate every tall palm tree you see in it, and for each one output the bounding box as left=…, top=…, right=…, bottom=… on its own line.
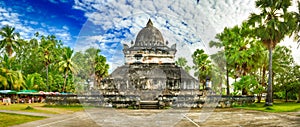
left=175, top=57, right=191, bottom=73
left=248, top=0, right=296, bottom=106
left=39, top=35, right=59, bottom=91
left=58, top=47, right=77, bottom=93
left=0, top=25, right=20, bottom=57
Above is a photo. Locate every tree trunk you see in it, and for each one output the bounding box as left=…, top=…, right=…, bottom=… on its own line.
left=242, top=88, right=247, bottom=95
left=62, top=71, right=68, bottom=93
left=266, top=43, right=273, bottom=106
left=285, top=90, right=288, bottom=102
left=257, top=93, right=262, bottom=103
left=297, top=88, right=300, bottom=103
left=226, top=65, right=230, bottom=95
left=46, top=64, right=49, bottom=92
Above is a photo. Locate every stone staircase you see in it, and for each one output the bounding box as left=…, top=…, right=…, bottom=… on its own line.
left=139, top=100, right=159, bottom=109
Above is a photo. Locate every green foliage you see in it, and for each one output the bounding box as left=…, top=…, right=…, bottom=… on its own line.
left=192, top=49, right=212, bottom=89
left=24, top=73, right=45, bottom=91
left=73, top=48, right=109, bottom=89
left=0, top=25, right=20, bottom=57
left=248, top=0, right=297, bottom=105
left=0, top=25, right=111, bottom=93
left=175, top=57, right=191, bottom=73
left=232, top=75, right=262, bottom=95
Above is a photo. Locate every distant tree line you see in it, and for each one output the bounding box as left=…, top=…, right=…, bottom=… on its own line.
left=0, top=25, right=109, bottom=93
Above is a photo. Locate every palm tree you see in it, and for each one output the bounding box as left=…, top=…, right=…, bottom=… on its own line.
left=0, top=68, right=24, bottom=90
left=39, top=35, right=59, bottom=91
left=0, top=25, right=20, bottom=57
left=192, top=49, right=212, bottom=90
left=175, top=57, right=191, bottom=73
left=24, top=73, right=45, bottom=90
left=94, top=55, right=109, bottom=86
left=248, top=0, right=296, bottom=106
left=209, top=23, right=261, bottom=95
left=58, top=47, right=77, bottom=93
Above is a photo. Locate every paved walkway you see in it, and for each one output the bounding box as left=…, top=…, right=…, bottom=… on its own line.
left=5, top=109, right=300, bottom=127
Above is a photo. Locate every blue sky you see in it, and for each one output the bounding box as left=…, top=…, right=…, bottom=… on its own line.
left=0, top=0, right=85, bottom=47
left=1, top=0, right=299, bottom=73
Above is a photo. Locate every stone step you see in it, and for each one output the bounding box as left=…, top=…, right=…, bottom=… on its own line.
left=140, top=100, right=159, bottom=109
left=140, top=101, right=158, bottom=105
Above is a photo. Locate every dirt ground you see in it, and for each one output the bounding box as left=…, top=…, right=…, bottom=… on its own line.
left=13, top=108, right=300, bottom=127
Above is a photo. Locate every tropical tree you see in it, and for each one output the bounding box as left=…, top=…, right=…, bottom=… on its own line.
left=73, top=48, right=109, bottom=89
left=292, top=1, right=300, bottom=47
left=0, top=54, right=25, bottom=90
left=210, top=51, right=226, bottom=94
left=94, top=55, right=109, bottom=86
left=0, top=25, right=20, bottom=57
left=210, top=22, right=263, bottom=95
left=39, top=35, right=62, bottom=91
left=58, top=47, right=77, bottom=93
left=293, top=65, right=300, bottom=103
left=247, top=0, right=296, bottom=106
left=0, top=67, right=24, bottom=90
left=24, top=73, right=45, bottom=90
left=16, top=37, right=41, bottom=73
left=272, top=46, right=295, bottom=102
left=192, top=49, right=212, bottom=90
left=175, top=57, right=191, bottom=73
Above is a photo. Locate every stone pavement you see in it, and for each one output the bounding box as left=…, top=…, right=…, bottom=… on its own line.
left=6, top=108, right=300, bottom=127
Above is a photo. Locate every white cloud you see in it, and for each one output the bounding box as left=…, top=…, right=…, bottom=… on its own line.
left=0, top=6, right=72, bottom=45
left=73, top=0, right=300, bottom=73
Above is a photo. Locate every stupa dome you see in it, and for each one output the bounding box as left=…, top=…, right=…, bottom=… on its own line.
left=134, top=19, right=165, bottom=47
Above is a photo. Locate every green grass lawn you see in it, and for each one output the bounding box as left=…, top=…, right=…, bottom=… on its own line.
left=42, top=104, right=85, bottom=112
left=234, top=101, right=300, bottom=112
left=0, top=112, right=46, bottom=127
left=0, top=103, right=85, bottom=113
left=0, top=103, right=57, bottom=114
left=0, top=103, right=85, bottom=126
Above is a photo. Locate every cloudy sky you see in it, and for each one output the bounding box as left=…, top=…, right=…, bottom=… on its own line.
left=1, top=0, right=299, bottom=73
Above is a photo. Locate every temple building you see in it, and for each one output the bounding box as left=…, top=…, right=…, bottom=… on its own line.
left=99, top=19, right=198, bottom=102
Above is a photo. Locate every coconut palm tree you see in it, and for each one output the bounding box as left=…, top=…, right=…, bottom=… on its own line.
left=248, top=0, right=296, bottom=106
left=0, top=25, right=20, bottom=57
left=39, top=35, right=60, bottom=91
left=24, top=73, right=45, bottom=90
left=0, top=54, right=24, bottom=90
left=58, top=47, right=77, bottom=93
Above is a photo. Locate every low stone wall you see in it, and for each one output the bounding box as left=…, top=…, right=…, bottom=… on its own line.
left=45, top=94, right=255, bottom=108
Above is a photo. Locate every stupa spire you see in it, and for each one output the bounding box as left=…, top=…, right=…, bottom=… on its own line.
left=146, top=19, right=153, bottom=27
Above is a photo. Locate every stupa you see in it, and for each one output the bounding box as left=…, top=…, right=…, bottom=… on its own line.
left=98, top=19, right=199, bottom=108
